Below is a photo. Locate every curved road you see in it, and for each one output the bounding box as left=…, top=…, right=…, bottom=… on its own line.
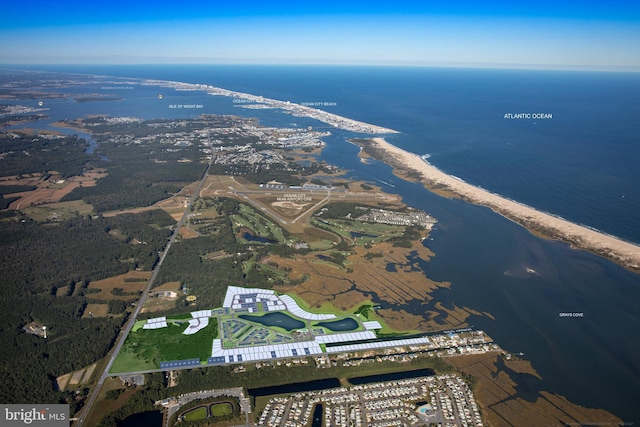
left=75, top=158, right=214, bottom=427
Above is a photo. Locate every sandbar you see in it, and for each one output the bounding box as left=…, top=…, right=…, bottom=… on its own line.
left=362, top=137, right=640, bottom=272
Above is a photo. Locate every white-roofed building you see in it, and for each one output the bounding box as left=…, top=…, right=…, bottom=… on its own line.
left=363, top=321, right=382, bottom=330
left=183, top=317, right=209, bottom=335
left=143, top=316, right=168, bottom=329
left=279, top=295, right=336, bottom=320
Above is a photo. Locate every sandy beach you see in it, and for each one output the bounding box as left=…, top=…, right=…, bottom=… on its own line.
left=365, top=137, right=640, bottom=272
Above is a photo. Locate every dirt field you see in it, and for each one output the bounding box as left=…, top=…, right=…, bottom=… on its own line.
left=3, top=169, right=107, bottom=210
left=142, top=281, right=181, bottom=313
left=179, top=226, right=200, bottom=239
left=155, top=195, right=189, bottom=221
left=82, top=363, right=97, bottom=383
left=153, top=281, right=182, bottom=291
left=82, top=303, right=110, bottom=318
left=56, top=373, right=72, bottom=392
left=55, top=285, right=69, bottom=297
left=87, top=271, right=151, bottom=301
left=445, top=353, right=622, bottom=427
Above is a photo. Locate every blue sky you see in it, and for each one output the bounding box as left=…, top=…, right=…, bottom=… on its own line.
left=1, top=0, right=639, bottom=70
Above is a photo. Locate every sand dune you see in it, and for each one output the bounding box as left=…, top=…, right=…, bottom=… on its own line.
left=367, top=137, right=640, bottom=272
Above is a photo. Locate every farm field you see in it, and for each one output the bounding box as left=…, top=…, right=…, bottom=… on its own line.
left=86, top=271, right=151, bottom=301
left=5, top=169, right=107, bottom=210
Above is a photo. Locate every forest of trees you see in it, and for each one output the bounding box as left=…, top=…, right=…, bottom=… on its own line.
left=62, top=142, right=206, bottom=212
left=0, top=209, right=175, bottom=404
left=0, top=132, right=92, bottom=178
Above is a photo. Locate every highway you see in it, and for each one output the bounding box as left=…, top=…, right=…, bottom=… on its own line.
left=75, top=156, right=215, bottom=427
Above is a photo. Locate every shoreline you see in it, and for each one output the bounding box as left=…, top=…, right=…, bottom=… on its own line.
left=360, top=137, right=640, bottom=273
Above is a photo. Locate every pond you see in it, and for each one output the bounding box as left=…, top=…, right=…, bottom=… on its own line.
left=239, top=312, right=305, bottom=331
left=315, top=318, right=359, bottom=331
left=348, top=368, right=435, bottom=385
left=243, top=232, right=277, bottom=244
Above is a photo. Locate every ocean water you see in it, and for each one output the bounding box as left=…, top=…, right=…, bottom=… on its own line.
left=5, top=65, right=640, bottom=423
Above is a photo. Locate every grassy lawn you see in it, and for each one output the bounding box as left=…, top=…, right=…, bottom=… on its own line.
left=307, top=239, right=336, bottom=250
left=110, top=319, right=218, bottom=373
left=309, top=217, right=405, bottom=245
left=184, top=406, right=208, bottom=421
left=22, top=200, right=94, bottom=222
left=210, top=402, right=233, bottom=417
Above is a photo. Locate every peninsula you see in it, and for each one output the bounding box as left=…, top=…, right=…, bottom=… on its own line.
left=140, top=78, right=399, bottom=134
left=356, top=137, right=640, bottom=272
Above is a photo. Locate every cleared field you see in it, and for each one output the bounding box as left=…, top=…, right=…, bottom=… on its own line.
left=55, top=363, right=100, bottom=391
left=87, top=271, right=151, bottom=301
left=69, top=370, right=84, bottom=385
left=445, top=353, right=622, bottom=427
left=7, top=169, right=107, bottom=210
left=110, top=319, right=218, bottom=373
left=55, top=285, right=69, bottom=297
left=22, top=200, right=94, bottom=222
left=155, top=195, right=189, bottom=221
left=56, top=373, right=72, bottom=392
left=82, top=303, right=110, bottom=318
left=81, top=363, right=97, bottom=383
left=152, top=281, right=182, bottom=291
left=142, top=281, right=181, bottom=313
left=178, top=226, right=200, bottom=239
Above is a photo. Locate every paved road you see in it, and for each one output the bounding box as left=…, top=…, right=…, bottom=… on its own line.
left=75, top=158, right=214, bottom=427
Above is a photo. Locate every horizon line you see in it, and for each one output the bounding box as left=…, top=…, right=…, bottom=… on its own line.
left=2, top=62, right=639, bottom=73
